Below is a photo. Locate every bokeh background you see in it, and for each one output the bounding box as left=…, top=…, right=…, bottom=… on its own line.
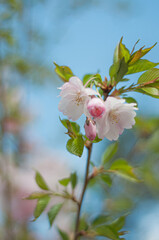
left=0, top=0, right=159, bottom=239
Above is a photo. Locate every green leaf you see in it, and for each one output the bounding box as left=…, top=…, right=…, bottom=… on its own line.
left=109, top=158, right=139, bottom=182
left=61, top=119, right=84, bottom=157
left=113, top=44, right=119, bottom=64
left=35, top=171, right=49, bottom=190
left=102, top=142, right=118, bottom=165
left=95, top=225, right=120, bottom=240
left=118, top=37, right=130, bottom=63
left=140, top=87, right=159, bottom=96
left=141, top=43, right=157, bottom=56
left=26, top=192, right=50, bottom=200
left=134, top=88, right=159, bottom=98
left=100, top=174, right=112, bottom=187
left=113, top=37, right=130, bottom=63
left=34, top=196, right=50, bottom=220
left=68, top=122, right=80, bottom=135
left=66, top=135, right=84, bottom=157
left=124, top=97, right=138, bottom=107
left=110, top=58, right=128, bottom=83
left=54, top=62, right=74, bottom=82
left=83, top=73, right=102, bottom=87
left=116, top=58, right=128, bottom=82
left=58, top=228, right=70, bottom=240
left=119, top=78, right=129, bottom=82
left=93, top=74, right=103, bottom=85
left=79, top=215, right=89, bottom=231
left=59, top=177, right=70, bottom=187
left=70, top=172, right=77, bottom=189
left=137, top=68, right=159, bottom=84
left=98, top=88, right=104, bottom=96
left=91, top=215, right=127, bottom=239
left=83, top=74, right=94, bottom=87
left=127, top=59, right=159, bottom=75
left=48, top=203, right=63, bottom=227
left=110, top=216, right=126, bottom=231
left=129, top=43, right=157, bottom=65
left=59, top=118, right=68, bottom=129
left=109, top=61, right=120, bottom=78
left=60, top=118, right=80, bottom=137
left=91, top=215, right=111, bottom=227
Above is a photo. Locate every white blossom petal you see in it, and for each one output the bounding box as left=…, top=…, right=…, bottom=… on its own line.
left=95, top=97, right=138, bottom=141
left=105, top=122, right=122, bottom=141
left=58, top=76, right=99, bottom=121
left=85, top=88, right=100, bottom=96
left=84, top=99, right=92, bottom=118
left=96, top=113, right=110, bottom=139
left=69, top=76, right=83, bottom=89
left=117, top=110, right=136, bottom=129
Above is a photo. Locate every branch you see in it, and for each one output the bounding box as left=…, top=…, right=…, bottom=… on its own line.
left=74, top=143, right=93, bottom=240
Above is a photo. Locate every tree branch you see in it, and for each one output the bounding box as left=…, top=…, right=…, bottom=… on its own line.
left=74, top=143, right=93, bottom=240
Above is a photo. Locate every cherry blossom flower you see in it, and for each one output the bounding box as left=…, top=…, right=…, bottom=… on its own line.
left=87, top=97, right=105, bottom=118
left=58, top=76, right=98, bottom=121
left=95, top=97, right=138, bottom=141
left=84, top=118, right=96, bottom=141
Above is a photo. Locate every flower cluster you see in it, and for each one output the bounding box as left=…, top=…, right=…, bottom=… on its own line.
left=58, top=76, right=137, bottom=141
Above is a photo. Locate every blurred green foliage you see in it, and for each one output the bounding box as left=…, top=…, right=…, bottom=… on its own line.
left=0, top=0, right=54, bottom=85
left=0, top=1, right=55, bottom=239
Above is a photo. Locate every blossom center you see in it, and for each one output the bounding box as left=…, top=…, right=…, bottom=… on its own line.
left=74, top=92, right=85, bottom=106
left=109, top=110, right=119, bottom=124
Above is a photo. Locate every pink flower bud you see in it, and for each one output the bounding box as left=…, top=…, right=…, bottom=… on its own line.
left=87, top=98, right=105, bottom=118
left=84, top=119, right=96, bottom=141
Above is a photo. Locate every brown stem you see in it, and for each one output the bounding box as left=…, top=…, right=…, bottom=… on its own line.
left=74, top=143, right=93, bottom=240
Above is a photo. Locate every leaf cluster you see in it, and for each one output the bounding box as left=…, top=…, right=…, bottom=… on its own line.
left=27, top=170, right=78, bottom=239
left=77, top=213, right=128, bottom=240
left=60, top=118, right=84, bottom=157
left=109, top=38, right=159, bottom=100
